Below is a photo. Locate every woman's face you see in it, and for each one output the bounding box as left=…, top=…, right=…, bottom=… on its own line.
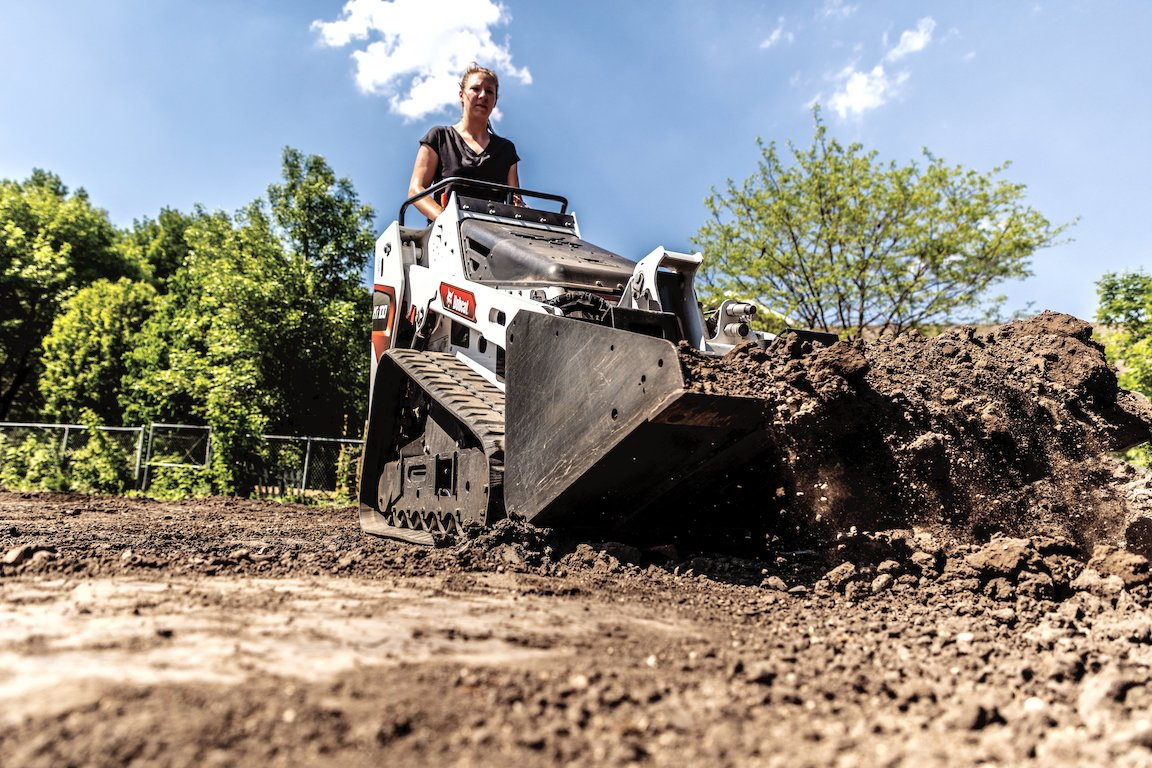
left=460, top=74, right=498, bottom=119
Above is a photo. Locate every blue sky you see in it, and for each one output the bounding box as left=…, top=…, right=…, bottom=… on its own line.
left=1, top=0, right=1149, bottom=322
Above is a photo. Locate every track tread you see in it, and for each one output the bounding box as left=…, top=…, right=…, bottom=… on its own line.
left=361, top=349, right=508, bottom=542
left=386, top=349, right=506, bottom=461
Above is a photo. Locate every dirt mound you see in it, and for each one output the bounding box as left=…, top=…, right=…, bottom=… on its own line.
left=681, top=311, right=1152, bottom=556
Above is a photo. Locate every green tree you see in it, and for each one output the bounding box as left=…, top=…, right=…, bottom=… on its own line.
left=118, top=207, right=196, bottom=290
left=122, top=209, right=278, bottom=492
left=269, top=147, right=376, bottom=285
left=1096, top=270, right=1152, bottom=465
left=40, top=278, right=158, bottom=425
left=1097, top=270, right=1152, bottom=396
left=0, top=170, right=140, bottom=419
left=694, top=110, right=1072, bottom=337
left=265, top=147, right=375, bottom=438
left=121, top=148, right=374, bottom=494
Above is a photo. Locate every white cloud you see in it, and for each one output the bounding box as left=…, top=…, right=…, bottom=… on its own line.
left=825, top=17, right=934, bottom=119
left=312, top=0, right=532, bottom=121
left=884, top=17, right=935, bottom=62
left=760, top=17, right=794, bottom=49
left=828, top=65, right=908, bottom=118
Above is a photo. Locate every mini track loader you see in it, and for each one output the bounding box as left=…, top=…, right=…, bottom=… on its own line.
left=359, top=178, right=828, bottom=545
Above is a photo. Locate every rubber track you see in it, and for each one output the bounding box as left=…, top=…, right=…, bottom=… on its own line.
left=386, top=349, right=506, bottom=466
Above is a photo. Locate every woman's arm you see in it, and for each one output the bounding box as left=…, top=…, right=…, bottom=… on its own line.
left=408, top=144, right=444, bottom=220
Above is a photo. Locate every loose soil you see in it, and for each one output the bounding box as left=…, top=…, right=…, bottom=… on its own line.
left=3, top=312, right=1152, bottom=766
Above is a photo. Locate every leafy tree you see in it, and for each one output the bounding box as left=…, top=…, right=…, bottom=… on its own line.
left=1096, top=270, right=1152, bottom=465
left=122, top=209, right=278, bottom=493
left=66, top=411, right=137, bottom=494
left=694, top=110, right=1072, bottom=337
left=269, top=147, right=376, bottom=285
left=1097, top=270, right=1152, bottom=396
left=40, top=278, right=158, bottom=425
left=121, top=148, right=374, bottom=494
left=118, top=207, right=196, bottom=290
left=0, top=170, right=140, bottom=419
left=265, top=147, right=375, bottom=439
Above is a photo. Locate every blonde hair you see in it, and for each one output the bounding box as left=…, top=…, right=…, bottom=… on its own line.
left=459, top=63, right=499, bottom=95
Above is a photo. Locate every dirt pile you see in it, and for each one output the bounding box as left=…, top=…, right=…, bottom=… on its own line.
left=681, top=311, right=1152, bottom=556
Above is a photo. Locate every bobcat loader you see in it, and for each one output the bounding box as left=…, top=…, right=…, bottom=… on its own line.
left=359, top=178, right=828, bottom=545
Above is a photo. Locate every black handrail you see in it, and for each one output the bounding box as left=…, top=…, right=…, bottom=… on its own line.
left=399, top=176, right=569, bottom=225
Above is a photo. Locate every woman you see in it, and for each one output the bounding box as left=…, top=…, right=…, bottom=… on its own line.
left=408, top=64, right=521, bottom=221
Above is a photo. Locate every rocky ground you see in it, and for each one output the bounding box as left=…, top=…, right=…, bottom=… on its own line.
left=2, top=312, right=1152, bottom=766
left=1, top=492, right=1151, bottom=767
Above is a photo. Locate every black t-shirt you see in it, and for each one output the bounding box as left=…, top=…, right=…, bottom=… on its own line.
left=419, top=125, right=520, bottom=195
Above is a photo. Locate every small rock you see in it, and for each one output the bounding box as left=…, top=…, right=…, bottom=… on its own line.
left=1022, top=696, right=1047, bottom=714
left=761, top=575, right=788, bottom=592
left=3, top=544, right=34, bottom=566
left=965, top=537, right=1039, bottom=578
left=824, top=562, right=857, bottom=588
left=990, top=608, right=1018, bottom=625
left=1017, top=569, right=1055, bottom=599
left=1087, top=545, right=1150, bottom=588
left=910, top=551, right=939, bottom=574
left=870, top=573, right=894, bottom=594
left=1070, top=568, right=1125, bottom=596
left=941, top=702, right=1005, bottom=731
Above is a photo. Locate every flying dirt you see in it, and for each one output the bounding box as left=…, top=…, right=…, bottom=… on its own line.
left=678, top=309, right=1152, bottom=557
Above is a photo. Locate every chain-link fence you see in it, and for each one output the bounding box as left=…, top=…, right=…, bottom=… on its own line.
left=139, top=423, right=211, bottom=491
left=255, top=435, right=361, bottom=501
left=0, top=421, right=362, bottom=502
left=0, top=422, right=144, bottom=493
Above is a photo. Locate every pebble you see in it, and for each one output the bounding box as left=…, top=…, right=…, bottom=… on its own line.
left=3, top=544, right=34, bottom=565
left=761, top=575, right=788, bottom=592
left=824, top=562, right=857, bottom=587
left=871, top=573, right=894, bottom=594
left=1022, top=696, right=1047, bottom=713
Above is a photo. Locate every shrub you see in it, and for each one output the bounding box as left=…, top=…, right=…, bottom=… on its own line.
left=67, top=423, right=136, bottom=494
left=0, top=431, right=68, bottom=491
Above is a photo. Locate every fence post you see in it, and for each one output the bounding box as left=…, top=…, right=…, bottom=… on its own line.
left=132, top=427, right=145, bottom=486
left=301, top=437, right=313, bottom=497
left=141, top=423, right=156, bottom=491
